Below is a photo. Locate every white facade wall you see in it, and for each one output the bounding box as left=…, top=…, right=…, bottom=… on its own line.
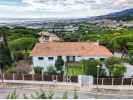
left=32, top=56, right=108, bottom=70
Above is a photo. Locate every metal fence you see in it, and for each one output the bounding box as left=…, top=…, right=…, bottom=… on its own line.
left=0, top=73, right=78, bottom=83
left=1, top=74, right=133, bottom=85
left=94, top=78, right=133, bottom=85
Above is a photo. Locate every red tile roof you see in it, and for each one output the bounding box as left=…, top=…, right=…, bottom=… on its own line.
left=32, top=42, right=113, bottom=57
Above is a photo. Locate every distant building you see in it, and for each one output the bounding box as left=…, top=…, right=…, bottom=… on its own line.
left=37, top=31, right=61, bottom=43
left=32, top=42, right=113, bottom=70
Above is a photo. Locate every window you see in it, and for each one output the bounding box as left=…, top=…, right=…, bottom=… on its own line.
left=48, top=57, right=54, bottom=61
left=66, top=56, right=75, bottom=62
left=38, top=57, right=44, bottom=60
left=89, top=58, right=95, bottom=60
left=44, top=36, right=49, bottom=41
left=100, top=58, right=105, bottom=62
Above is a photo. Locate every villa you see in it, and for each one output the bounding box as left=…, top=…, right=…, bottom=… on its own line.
left=38, top=31, right=62, bottom=43
left=32, top=42, right=113, bottom=70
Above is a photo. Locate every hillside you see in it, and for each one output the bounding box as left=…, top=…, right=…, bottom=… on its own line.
left=96, top=8, right=133, bottom=21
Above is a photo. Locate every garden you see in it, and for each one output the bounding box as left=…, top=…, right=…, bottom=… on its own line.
left=67, top=57, right=127, bottom=78
left=0, top=25, right=132, bottom=78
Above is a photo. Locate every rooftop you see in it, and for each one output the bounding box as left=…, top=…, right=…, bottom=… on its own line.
left=32, top=42, right=113, bottom=57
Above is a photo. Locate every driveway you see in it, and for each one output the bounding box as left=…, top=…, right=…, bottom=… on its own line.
left=124, top=63, right=133, bottom=77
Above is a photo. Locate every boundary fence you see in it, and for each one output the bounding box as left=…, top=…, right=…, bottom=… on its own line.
left=0, top=73, right=78, bottom=83
left=94, top=78, right=133, bottom=85
left=1, top=74, right=133, bottom=85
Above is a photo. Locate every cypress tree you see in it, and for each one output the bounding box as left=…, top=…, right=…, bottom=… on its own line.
left=55, top=56, right=64, bottom=75
left=0, top=31, right=12, bottom=70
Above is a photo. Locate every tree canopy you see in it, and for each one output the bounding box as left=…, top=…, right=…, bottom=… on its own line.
left=9, top=37, right=37, bottom=51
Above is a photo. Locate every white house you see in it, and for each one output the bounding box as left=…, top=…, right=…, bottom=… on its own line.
left=32, top=42, right=113, bottom=70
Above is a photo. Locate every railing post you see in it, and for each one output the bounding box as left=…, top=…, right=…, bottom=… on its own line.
left=63, top=75, right=66, bottom=82
left=67, top=76, right=71, bottom=83
left=102, top=78, right=104, bottom=85
left=122, top=77, right=124, bottom=85
left=97, top=77, right=99, bottom=85
left=131, top=78, right=133, bottom=85
left=13, top=73, right=15, bottom=80
left=32, top=74, right=34, bottom=80
left=41, top=70, right=44, bottom=81
left=3, top=73, right=5, bottom=80
left=52, top=75, right=54, bottom=81
left=112, top=78, right=114, bottom=85
left=56, top=75, right=58, bottom=82
left=0, top=73, right=1, bottom=80
left=22, top=74, right=24, bottom=81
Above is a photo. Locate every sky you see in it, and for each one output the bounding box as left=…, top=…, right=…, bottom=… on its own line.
left=0, top=0, right=133, bottom=18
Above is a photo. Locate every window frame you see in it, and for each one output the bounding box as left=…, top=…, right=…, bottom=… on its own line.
left=48, top=57, right=54, bottom=61
left=38, top=57, right=44, bottom=60
left=66, top=56, right=76, bottom=62
left=100, top=58, right=106, bottom=62
left=89, top=58, right=95, bottom=60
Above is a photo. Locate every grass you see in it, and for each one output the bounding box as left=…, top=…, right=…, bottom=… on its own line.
left=67, top=65, right=85, bottom=76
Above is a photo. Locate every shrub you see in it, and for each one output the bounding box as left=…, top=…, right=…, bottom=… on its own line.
left=31, top=90, right=47, bottom=99
left=73, top=90, right=78, bottom=99
left=80, top=60, right=101, bottom=77
left=111, top=64, right=127, bottom=77
left=47, top=66, right=57, bottom=75
left=13, top=51, right=25, bottom=61
left=34, top=67, right=44, bottom=74
left=6, top=90, right=17, bottom=99
left=4, top=66, right=16, bottom=74
left=67, top=65, right=84, bottom=76
left=128, top=58, right=133, bottom=65
left=47, top=91, right=55, bottom=99
left=106, top=56, right=122, bottom=76
left=16, top=61, right=32, bottom=74
left=62, top=91, right=68, bottom=99
left=30, top=90, right=54, bottom=99
left=106, top=56, right=122, bottom=67
left=7, top=90, right=79, bottom=99
left=121, top=57, right=129, bottom=63
left=23, top=94, right=28, bottom=99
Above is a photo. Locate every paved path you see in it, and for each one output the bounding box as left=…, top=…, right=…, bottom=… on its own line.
left=124, top=63, right=133, bottom=77
left=1, top=80, right=133, bottom=91
left=1, top=80, right=133, bottom=99
left=0, top=80, right=78, bottom=86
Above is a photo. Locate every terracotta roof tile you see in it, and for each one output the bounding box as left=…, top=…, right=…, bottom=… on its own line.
left=32, top=42, right=113, bottom=57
